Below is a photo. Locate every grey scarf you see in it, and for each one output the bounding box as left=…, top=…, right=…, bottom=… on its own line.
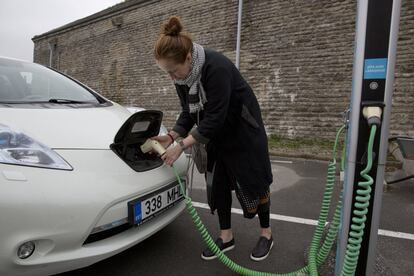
left=174, top=43, right=207, bottom=114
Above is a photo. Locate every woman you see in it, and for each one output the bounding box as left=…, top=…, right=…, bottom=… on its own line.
left=152, top=16, right=274, bottom=261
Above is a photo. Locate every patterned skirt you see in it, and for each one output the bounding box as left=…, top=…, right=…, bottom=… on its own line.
left=233, top=181, right=270, bottom=218
left=206, top=158, right=270, bottom=218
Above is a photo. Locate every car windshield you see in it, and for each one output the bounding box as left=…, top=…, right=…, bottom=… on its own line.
left=0, top=58, right=103, bottom=104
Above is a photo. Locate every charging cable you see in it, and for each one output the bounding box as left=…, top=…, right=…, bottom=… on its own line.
left=341, top=106, right=381, bottom=275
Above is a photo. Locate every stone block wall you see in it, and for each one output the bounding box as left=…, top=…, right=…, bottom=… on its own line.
left=33, top=0, right=414, bottom=139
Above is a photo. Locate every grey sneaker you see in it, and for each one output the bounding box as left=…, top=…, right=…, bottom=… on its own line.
left=201, top=238, right=235, bottom=260
left=250, top=236, right=273, bottom=261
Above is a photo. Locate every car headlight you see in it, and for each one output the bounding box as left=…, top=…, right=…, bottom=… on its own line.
left=0, top=124, right=72, bottom=170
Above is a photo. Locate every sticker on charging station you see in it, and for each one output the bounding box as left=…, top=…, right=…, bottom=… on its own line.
left=364, top=58, right=387, bottom=79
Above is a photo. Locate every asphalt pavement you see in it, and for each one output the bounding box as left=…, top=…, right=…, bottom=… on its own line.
left=60, top=157, right=414, bottom=276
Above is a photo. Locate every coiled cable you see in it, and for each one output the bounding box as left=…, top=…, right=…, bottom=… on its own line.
left=171, top=124, right=376, bottom=276
left=341, top=125, right=377, bottom=276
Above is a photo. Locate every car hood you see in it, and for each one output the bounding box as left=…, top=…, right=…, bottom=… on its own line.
left=0, top=103, right=134, bottom=149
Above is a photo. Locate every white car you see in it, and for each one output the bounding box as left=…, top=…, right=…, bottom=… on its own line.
left=0, top=57, right=187, bottom=276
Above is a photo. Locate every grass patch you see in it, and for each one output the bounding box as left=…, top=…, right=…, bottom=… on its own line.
left=267, top=134, right=340, bottom=151
left=267, top=135, right=401, bottom=169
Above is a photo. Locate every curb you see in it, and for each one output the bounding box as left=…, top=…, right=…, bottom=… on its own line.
left=269, top=149, right=332, bottom=161
left=269, top=149, right=402, bottom=171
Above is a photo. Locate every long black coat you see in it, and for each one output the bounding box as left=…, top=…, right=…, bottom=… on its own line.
left=172, top=49, right=273, bottom=199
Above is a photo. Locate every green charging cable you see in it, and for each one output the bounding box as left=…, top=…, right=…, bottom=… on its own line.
left=307, top=124, right=346, bottom=276
left=171, top=124, right=376, bottom=276
left=341, top=124, right=377, bottom=276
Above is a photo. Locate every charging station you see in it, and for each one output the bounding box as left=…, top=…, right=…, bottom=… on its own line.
left=336, top=0, right=402, bottom=275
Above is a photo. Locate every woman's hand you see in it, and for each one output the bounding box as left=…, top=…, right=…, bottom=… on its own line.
left=151, top=135, right=174, bottom=151
left=161, top=144, right=183, bottom=166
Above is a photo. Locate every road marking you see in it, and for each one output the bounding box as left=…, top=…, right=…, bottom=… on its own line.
left=271, top=160, right=293, bottom=164
left=378, top=229, right=414, bottom=240
left=191, top=201, right=414, bottom=241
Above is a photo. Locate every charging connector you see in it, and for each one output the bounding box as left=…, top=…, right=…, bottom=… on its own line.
left=140, top=139, right=166, bottom=156
left=362, top=106, right=382, bottom=126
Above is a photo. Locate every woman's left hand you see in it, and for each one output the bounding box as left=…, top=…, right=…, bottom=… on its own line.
left=161, top=144, right=183, bottom=166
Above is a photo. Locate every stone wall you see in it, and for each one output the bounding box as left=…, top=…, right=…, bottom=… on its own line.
left=33, top=0, right=414, bottom=139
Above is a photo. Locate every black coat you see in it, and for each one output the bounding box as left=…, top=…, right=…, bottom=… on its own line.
left=172, top=49, right=273, bottom=197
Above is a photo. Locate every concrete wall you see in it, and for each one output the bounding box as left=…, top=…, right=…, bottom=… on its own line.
left=33, top=0, right=414, bottom=140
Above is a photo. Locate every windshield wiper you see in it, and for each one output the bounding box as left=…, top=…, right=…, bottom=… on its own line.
left=0, top=99, right=95, bottom=104
left=48, top=98, right=90, bottom=104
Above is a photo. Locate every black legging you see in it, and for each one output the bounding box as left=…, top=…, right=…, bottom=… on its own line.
left=218, top=204, right=270, bottom=229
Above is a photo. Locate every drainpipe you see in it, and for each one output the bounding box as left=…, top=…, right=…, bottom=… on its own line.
left=48, top=40, right=57, bottom=68
left=48, top=42, right=53, bottom=67
left=235, top=0, right=243, bottom=69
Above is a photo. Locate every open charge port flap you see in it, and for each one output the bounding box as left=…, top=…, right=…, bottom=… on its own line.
left=110, top=110, right=164, bottom=172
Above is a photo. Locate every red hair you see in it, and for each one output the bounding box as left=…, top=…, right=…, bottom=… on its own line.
left=154, top=16, right=193, bottom=64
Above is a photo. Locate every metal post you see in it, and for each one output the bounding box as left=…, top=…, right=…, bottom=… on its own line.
left=235, top=0, right=243, bottom=69
left=336, top=0, right=401, bottom=275
left=336, top=2, right=369, bottom=271
left=365, top=1, right=401, bottom=274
